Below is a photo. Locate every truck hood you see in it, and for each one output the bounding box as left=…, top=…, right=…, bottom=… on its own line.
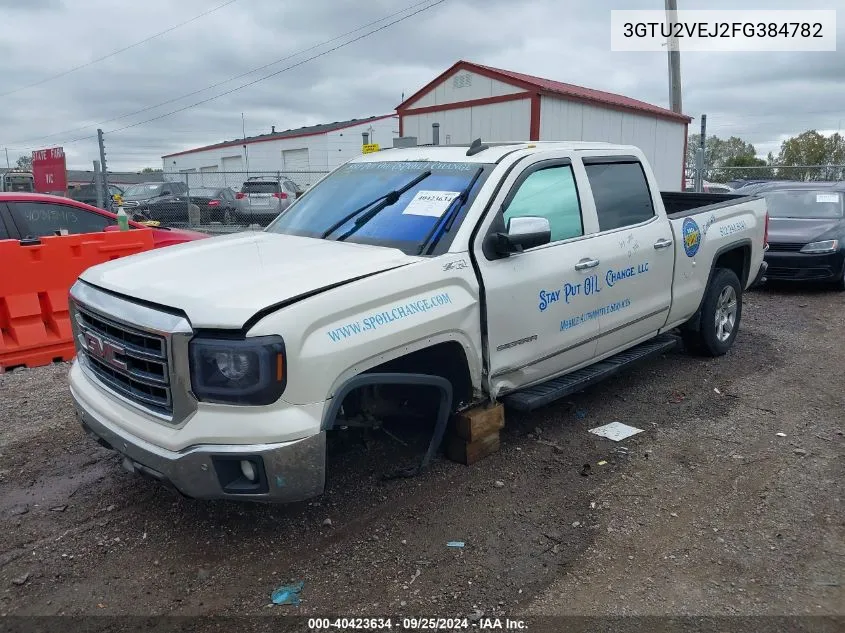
left=80, top=232, right=417, bottom=329
left=767, top=217, right=843, bottom=244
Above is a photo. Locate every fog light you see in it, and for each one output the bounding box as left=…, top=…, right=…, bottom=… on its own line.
left=240, top=459, right=257, bottom=482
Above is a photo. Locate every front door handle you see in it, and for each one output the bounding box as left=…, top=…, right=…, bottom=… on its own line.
left=654, top=238, right=673, bottom=250
left=574, top=258, right=600, bottom=271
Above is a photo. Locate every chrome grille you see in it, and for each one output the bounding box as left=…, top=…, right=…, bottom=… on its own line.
left=74, top=304, right=172, bottom=415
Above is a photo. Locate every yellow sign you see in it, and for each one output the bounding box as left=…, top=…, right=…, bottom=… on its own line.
left=362, top=143, right=380, bottom=154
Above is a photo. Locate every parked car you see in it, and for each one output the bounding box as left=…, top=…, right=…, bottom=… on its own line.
left=744, top=181, right=845, bottom=289
left=141, top=187, right=238, bottom=224
left=68, top=183, right=124, bottom=209
left=120, top=181, right=189, bottom=222
left=67, top=141, right=767, bottom=503
left=235, top=177, right=300, bottom=225
left=683, top=179, right=735, bottom=193
left=0, top=193, right=208, bottom=248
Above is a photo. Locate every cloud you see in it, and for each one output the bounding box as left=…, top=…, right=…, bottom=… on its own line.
left=0, top=0, right=841, bottom=170
left=0, top=0, right=62, bottom=10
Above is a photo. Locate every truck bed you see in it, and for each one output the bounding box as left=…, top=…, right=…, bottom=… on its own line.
left=661, top=191, right=755, bottom=218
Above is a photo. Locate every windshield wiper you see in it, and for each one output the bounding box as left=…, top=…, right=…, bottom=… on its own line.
left=417, top=167, right=484, bottom=255
left=320, top=170, right=432, bottom=240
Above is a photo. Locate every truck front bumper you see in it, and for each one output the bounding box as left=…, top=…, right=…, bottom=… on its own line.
left=72, top=392, right=326, bottom=504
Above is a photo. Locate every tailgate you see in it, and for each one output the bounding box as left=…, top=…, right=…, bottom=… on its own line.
left=665, top=196, right=767, bottom=327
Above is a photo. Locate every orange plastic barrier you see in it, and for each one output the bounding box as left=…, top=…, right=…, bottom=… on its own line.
left=0, top=231, right=156, bottom=371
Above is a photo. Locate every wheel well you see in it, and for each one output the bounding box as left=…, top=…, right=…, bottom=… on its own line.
left=681, top=243, right=750, bottom=335
left=363, top=341, right=473, bottom=407
left=714, top=244, right=750, bottom=286
left=327, top=343, right=470, bottom=435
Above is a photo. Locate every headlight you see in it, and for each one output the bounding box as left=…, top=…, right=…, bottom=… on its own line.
left=800, top=239, right=839, bottom=254
left=189, top=335, right=286, bottom=405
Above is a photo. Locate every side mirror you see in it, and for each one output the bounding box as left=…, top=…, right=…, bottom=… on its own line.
left=485, top=216, right=551, bottom=257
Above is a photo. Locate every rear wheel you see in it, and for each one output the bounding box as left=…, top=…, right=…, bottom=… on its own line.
left=681, top=268, right=742, bottom=357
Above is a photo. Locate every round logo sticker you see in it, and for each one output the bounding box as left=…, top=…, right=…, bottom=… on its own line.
left=682, top=217, right=701, bottom=258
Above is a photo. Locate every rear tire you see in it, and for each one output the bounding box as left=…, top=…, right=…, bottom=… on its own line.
left=681, top=268, right=742, bottom=357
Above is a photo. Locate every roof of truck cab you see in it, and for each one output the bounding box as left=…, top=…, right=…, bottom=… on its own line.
left=350, top=142, right=643, bottom=164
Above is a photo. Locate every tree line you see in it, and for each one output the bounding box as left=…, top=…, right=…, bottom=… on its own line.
left=688, top=129, right=845, bottom=183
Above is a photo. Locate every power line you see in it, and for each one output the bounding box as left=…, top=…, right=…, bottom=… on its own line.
left=98, top=0, right=445, bottom=139
left=0, top=0, right=239, bottom=98
left=8, top=0, right=438, bottom=148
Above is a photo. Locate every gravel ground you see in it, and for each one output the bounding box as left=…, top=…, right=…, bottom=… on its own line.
left=0, top=285, right=842, bottom=625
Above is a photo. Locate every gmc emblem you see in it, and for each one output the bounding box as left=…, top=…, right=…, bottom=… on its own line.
left=83, top=332, right=127, bottom=371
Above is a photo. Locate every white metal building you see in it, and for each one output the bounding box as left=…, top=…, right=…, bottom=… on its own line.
left=161, top=115, right=398, bottom=188
left=397, top=61, right=691, bottom=190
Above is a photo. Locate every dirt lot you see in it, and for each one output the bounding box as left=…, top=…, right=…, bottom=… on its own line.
left=0, top=285, right=842, bottom=626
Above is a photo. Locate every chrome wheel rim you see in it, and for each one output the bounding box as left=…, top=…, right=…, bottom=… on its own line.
left=715, top=285, right=738, bottom=343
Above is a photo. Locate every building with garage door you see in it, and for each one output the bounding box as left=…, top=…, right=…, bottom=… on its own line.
left=161, top=114, right=398, bottom=189
left=396, top=61, right=691, bottom=190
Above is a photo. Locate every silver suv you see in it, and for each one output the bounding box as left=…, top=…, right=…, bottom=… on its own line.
left=235, top=177, right=300, bottom=225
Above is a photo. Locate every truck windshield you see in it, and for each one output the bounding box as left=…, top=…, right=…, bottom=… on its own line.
left=265, top=161, right=492, bottom=255
left=764, top=190, right=843, bottom=219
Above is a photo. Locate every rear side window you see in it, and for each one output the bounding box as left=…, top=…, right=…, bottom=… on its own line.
left=585, top=161, right=655, bottom=231
left=0, top=210, right=9, bottom=239
left=242, top=181, right=279, bottom=193
left=10, top=202, right=112, bottom=237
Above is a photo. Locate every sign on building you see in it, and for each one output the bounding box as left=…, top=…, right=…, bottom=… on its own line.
left=31, top=146, right=67, bottom=193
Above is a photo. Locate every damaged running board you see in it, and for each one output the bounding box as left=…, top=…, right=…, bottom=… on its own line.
left=501, top=334, right=681, bottom=412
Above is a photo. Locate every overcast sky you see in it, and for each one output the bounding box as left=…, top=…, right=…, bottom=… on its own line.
left=0, top=0, right=842, bottom=171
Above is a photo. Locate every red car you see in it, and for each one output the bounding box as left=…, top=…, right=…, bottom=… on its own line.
left=0, top=192, right=208, bottom=248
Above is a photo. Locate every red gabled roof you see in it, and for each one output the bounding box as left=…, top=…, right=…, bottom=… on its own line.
left=397, top=60, right=691, bottom=124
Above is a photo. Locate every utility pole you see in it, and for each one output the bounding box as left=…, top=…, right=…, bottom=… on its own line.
left=665, top=0, right=682, bottom=114
left=241, top=113, right=249, bottom=178
left=93, top=160, right=104, bottom=210
left=97, top=129, right=110, bottom=210
left=4, top=148, right=9, bottom=168
left=693, top=114, right=707, bottom=192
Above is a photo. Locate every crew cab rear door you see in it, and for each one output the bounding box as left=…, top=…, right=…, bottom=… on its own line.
left=576, top=155, right=674, bottom=358
left=473, top=152, right=604, bottom=397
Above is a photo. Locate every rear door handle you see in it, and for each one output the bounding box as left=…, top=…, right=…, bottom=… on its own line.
left=654, top=238, right=673, bottom=250
left=574, top=258, right=600, bottom=271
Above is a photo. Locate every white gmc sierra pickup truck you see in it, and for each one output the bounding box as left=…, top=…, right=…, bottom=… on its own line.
left=68, top=141, right=768, bottom=502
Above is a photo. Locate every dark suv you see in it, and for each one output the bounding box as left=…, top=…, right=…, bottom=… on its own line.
left=68, top=183, right=124, bottom=209
left=121, top=181, right=189, bottom=219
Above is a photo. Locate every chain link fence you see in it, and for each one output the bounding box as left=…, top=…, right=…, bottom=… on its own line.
left=690, top=164, right=845, bottom=190
left=118, top=170, right=329, bottom=234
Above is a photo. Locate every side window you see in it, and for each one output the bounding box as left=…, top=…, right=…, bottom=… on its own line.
left=503, top=165, right=583, bottom=243
left=0, top=210, right=10, bottom=240
left=584, top=161, right=655, bottom=231
left=10, top=202, right=111, bottom=237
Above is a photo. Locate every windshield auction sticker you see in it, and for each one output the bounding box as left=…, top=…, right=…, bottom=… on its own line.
left=402, top=190, right=461, bottom=217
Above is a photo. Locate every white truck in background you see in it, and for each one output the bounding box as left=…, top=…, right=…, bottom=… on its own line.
left=68, top=141, right=768, bottom=502
left=0, top=169, right=35, bottom=193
